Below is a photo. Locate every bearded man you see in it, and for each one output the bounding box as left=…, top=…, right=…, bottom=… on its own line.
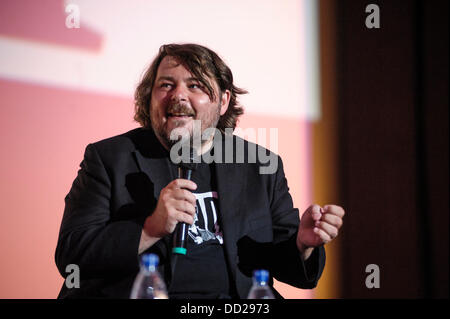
left=55, top=43, right=344, bottom=299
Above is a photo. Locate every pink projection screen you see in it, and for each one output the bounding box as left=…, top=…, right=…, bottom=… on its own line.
left=0, top=0, right=320, bottom=298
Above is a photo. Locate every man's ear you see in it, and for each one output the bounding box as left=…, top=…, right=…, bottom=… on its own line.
left=219, top=90, right=231, bottom=116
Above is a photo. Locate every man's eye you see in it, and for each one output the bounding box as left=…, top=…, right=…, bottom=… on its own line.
left=160, top=83, right=172, bottom=88
left=189, top=83, right=202, bottom=89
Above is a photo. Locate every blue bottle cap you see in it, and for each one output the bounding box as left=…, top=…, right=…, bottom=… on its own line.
left=253, top=269, right=269, bottom=283
left=141, top=253, right=159, bottom=269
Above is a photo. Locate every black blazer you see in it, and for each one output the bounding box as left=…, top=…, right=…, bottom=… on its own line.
left=55, top=128, right=325, bottom=298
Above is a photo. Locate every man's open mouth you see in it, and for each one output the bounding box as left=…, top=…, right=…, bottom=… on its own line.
left=167, top=112, right=194, bottom=118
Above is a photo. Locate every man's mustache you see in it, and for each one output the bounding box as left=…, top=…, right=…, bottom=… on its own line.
left=166, top=103, right=196, bottom=117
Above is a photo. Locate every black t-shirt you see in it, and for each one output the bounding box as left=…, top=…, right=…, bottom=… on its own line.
left=168, top=160, right=231, bottom=299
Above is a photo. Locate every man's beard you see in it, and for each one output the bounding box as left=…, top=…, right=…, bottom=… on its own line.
left=150, top=101, right=221, bottom=150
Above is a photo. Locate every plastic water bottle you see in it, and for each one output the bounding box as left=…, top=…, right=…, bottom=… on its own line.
left=130, top=254, right=168, bottom=299
left=247, top=269, right=275, bottom=299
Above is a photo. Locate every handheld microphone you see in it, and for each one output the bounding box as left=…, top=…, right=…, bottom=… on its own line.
left=172, top=149, right=198, bottom=256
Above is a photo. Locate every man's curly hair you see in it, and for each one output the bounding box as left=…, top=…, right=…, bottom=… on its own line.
left=134, top=43, right=247, bottom=133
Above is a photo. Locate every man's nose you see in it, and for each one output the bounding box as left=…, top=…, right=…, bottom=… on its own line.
left=169, top=85, right=188, bottom=102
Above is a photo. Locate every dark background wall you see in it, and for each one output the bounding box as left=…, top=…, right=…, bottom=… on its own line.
left=335, top=0, right=448, bottom=298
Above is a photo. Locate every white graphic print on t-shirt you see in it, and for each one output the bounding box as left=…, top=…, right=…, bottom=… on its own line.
left=189, top=191, right=223, bottom=245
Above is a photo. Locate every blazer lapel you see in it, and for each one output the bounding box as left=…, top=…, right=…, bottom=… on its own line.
left=133, top=150, right=173, bottom=200
left=129, top=128, right=173, bottom=198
